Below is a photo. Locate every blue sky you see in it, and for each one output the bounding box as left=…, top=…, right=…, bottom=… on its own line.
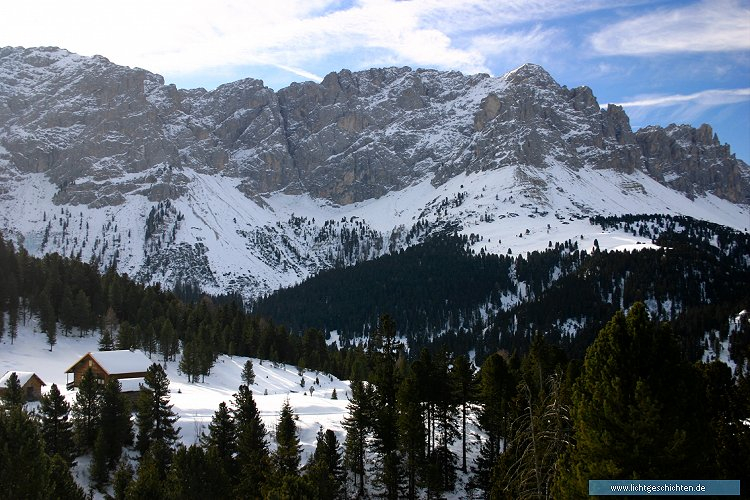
left=2, top=0, right=749, bottom=161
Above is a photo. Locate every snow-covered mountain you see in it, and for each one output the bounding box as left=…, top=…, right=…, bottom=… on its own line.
left=0, top=46, right=748, bottom=300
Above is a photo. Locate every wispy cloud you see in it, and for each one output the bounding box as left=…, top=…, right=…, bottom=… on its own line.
left=615, top=88, right=750, bottom=108
left=591, top=0, right=750, bottom=56
left=0, top=0, right=631, bottom=83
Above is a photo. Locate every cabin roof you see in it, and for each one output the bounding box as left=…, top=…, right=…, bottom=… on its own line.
left=0, top=371, right=45, bottom=387
left=65, top=350, right=152, bottom=375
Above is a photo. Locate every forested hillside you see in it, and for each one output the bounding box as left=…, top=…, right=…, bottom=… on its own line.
left=255, top=215, right=750, bottom=364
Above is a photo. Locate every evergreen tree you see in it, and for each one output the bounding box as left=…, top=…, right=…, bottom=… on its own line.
left=73, top=289, right=92, bottom=336
left=306, top=426, right=344, bottom=500
left=8, top=302, right=19, bottom=345
left=429, top=350, right=459, bottom=493
left=274, top=398, right=302, bottom=476
left=179, top=338, right=200, bottom=382
left=111, top=459, right=134, bottom=500
left=71, top=367, right=101, bottom=450
left=159, top=317, right=178, bottom=365
left=233, top=384, right=270, bottom=498
left=343, top=378, right=373, bottom=497
left=555, top=303, right=709, bottom=497
left=165, top=444, right=232, bottom=500
left=0, top=407, right=52, bottom=498
left=38, top=289, right=57, bottom=351
left=48, top=453, right=87, bottom=500
left=1, top=371, right=24, bottom=408
left=89, top=430, right=110, bottom=491
left=368, top=314, right=402, bottom=499
left=99, top=378, right=133, bottom=468
left=126, top=445, right=166, bottom=499
left=200, top=400, right=236, bottom=479
left=331, top=388, right=338, bottom=400
left=242, top=359, right=255, bottom=385
left=98, top=306, right=118, bottom=351
left=472, top=352, right=516, bottom=493
left=39, top=383, right=76, bottom=464
left=397, top=367, right=426, bottom=499
left=116, top=320, right=136, bottom=350
left=59, top=286, right=75, bottom=336
left=136, top=363, right=179, bottom=456
left=451, top=354, right=474, bottom=473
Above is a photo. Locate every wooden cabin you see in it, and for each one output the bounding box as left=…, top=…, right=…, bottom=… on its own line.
left=0, top=371, right=46, bottom=401
left=65, top=350, right=152, bottom=391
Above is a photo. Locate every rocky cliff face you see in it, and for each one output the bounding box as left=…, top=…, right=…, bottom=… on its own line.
left=1, top=46, right=747, bottom=208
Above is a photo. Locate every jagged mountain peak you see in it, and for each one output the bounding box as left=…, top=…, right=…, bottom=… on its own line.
left=503, top=62, right=557, bottom=87
left=0, top=47, right=747, bottom=300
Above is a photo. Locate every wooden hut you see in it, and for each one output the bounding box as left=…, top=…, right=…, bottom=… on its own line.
left=65, top=350, right=152, bottom=391
left=0, top=371, right=46, bottom=401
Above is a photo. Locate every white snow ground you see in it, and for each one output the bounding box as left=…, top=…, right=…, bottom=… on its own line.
left=0, top=318, right=350, bottom=495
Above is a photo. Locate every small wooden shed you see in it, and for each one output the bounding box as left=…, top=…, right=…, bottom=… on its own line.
left=65, top=350, right=152, bottom=390
left=0, top=371, right=46, bottom=401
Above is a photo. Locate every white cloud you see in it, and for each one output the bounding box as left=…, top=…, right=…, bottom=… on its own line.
left=0, top=0, right=631, bottom=84
left=591, top=0, right=750, bottom=55
left=615, top=88, right=750, bottom=108
left=614, top=88, right=750, bottom=129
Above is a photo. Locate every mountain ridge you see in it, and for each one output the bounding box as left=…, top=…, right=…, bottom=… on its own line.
left=0, top=46, right=748, bottom=300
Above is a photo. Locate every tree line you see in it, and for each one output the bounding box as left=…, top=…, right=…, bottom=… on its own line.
left=2, top=298, right=748, bottom=497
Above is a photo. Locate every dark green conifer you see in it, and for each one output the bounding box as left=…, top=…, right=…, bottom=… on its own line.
left=71, top=367, right=100, bottom=450
left=274, top=398, right=302, bottom=476
left=39, top=383, right=76, bottom=464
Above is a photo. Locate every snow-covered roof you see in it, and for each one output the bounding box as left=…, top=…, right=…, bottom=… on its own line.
left=66, top=350, right=153, bottom=375
left=0, top=370, right=45, bottom=387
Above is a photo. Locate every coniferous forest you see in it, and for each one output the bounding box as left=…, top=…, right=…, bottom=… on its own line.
left=1, top=214, right=749, bottom=498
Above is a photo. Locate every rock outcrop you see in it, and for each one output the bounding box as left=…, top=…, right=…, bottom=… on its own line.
left=1, top=46, right=747, bottom=208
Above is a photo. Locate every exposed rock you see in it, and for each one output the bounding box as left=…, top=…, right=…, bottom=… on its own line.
left=0, top=46, right=747, bottom=208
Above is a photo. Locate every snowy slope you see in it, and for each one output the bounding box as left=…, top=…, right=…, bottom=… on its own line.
left=0, top=318, right=350, bottom=466
left=1, top=161, right=747, bottom=301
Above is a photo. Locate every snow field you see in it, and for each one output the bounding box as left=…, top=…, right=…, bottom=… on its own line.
left=0, top=318, right=351, bottom=465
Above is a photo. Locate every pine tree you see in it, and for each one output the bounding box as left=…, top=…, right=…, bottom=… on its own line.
left=179, top=338, right=200, bottom=382
left=73, top=289, right=91, bottom=336
left=0, top=407, right=52, bottom=498
left=111, top=459, right=134, bottom=500
left=368, top=314, right=402, bottom=499
left=159, top=317, right=177, bottom=365
left=136, top=363, right=179, bottom=456
left=126, top=445, right=165, bottom=499
left=89, top=430, right=110, bottom=491
left=99, top=378, right=133, bottom=468
left=331, top=388, right=338, bottom=400
left=48, top=453, right=87, bottom=500
left=200, top=401, right=236, bottom=478
left=397, top=368, right=426, bottom=499
left=1, top=371, right=24, bottom=408
left=242, top=359, right=255, bottom=385
left=233, top=384, right=270, bottom=498
left=472, top=352, right=516, bottom=493
left=71, top=367, right=101, bottom=450
left=555, top=303, right=709, bottom=497
left=98, top=307, right=117, bottom=351
left=165, top=444, right=232, bottom=500
left=38, top=289, right=57, bottom=351
left=39, top=383, right=76, bottom=464
left=343, top=378, right=373, bottom=497
left=274, top=398, right=302, bottom=476
left=451, top=354, right=474, bottom=473
left=306, top=427, right=343, bottom=500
